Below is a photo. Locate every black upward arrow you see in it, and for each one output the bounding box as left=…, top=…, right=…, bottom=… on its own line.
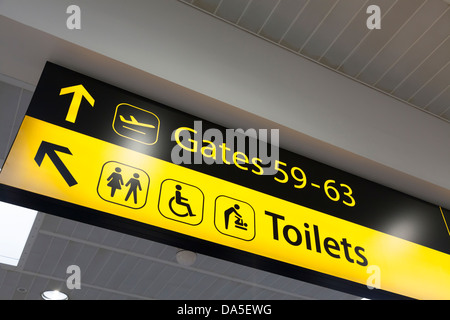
left=34, top=141, right=78, bottom=187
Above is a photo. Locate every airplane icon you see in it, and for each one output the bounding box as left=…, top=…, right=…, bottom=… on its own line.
left=119, top=115, right=156, bottom=135
left=113, top=103, right=160, bottom=145
left=119, top=115, right=156, bottom=129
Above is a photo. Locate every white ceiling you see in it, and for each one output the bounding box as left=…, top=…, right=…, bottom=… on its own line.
left=181, top=0, right=450, bottom=122
left=0, top=0, right=449, bottom=300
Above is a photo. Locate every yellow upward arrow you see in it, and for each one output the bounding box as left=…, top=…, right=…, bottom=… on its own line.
left=59, top=84, right=95, bottom=123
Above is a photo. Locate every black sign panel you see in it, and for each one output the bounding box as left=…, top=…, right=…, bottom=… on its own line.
left=1, top=62, right=449, bottom=299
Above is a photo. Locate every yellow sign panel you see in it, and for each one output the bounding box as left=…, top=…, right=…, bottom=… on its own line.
left=1, top=115, right=450, bottom=300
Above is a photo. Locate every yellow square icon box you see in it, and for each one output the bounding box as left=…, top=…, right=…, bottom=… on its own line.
left=158, top=179, right=204, bottom=226
left=112, top=103, right=160, bottom=145
left=97, top=161, right=150, bottom=209
left=214, top=196, right=255, bottom=241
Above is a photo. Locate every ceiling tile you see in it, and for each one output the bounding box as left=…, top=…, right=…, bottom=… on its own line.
left=392, top=37, right=450, bottom=101
left=215, top=0, right=252, bottom=24
left=280, top=0, right=337, bottom=52
left=236, top=0, right=279, bottom=33
left=258, top=0, right=309, bottom=43
left=409, top=63, right=450, bottom=107
left=191, top=0, right=221, bottom=14
left=299, top=0, right=367, bottom=60
left=181, top=0, right=449, bottom=123
left=356, top=0, right=448, bottom=85
left=338, top=0, right=425, bottom=77
left=427, top=86, right=450, bottom=115
left=374, top=7, right=450, bottom=93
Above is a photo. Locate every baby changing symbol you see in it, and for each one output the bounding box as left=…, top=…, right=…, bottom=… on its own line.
left=224, top=205, right=247, bottom=231
left=98, top=161, right=149, bottom=209
left=215, top=196, right=255, bottom=241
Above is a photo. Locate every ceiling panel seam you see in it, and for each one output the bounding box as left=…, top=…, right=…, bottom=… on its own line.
left=0, top=73, right=36, bottom=92
left=177, top=0, right=450, bottom=125
left=318, top=0, right=370, bottom=61
left=439, top=102, right=450, bottom=116
left=373, top=6, right=450, bottom=87
left=336, top=0, right=399, bottom=70
left=298, top=0, right=342, bottom=53
left=390, top=35, right=449, bottom=94
left=257, top=0, right=282, bottom=35
left=236, top=0, right=253, bottom=25
left=38, top=229, right=313, bottom=299
left=427, top=85, right=449, bottom=110
left=407, top=61, right=450, bottom=103
left=354, top=0, right=429, bottom=79
left=213, top=0, right=224, bottom=15
left=278, top=0, right=311, bottom=44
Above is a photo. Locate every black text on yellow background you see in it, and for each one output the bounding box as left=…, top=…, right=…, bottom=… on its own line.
left=1, top=62, right=449, bottom=299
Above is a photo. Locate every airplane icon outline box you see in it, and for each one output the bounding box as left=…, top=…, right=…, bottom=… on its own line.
left=112, top=103, right=160, bottom=145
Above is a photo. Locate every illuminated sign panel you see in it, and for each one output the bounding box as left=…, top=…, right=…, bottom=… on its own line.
left=1, top=63, right=449, bottom=299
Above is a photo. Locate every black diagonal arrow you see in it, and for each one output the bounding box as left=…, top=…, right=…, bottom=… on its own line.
left=34, top=141, right=78, bottom=187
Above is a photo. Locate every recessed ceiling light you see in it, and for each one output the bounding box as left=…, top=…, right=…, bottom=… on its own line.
left=41, top=290, right=69, bottom=300
left=176, top=249, right=197, bottom=266
left=16, top=287, right=28, bottom=294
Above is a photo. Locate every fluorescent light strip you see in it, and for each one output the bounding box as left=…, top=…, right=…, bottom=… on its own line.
left=0, top=200, right=37, bottom=266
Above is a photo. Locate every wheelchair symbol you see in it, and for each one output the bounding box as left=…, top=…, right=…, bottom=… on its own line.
left=158, top=179, right=204, bottom=225
left=169, top=185, right=196, bottom=217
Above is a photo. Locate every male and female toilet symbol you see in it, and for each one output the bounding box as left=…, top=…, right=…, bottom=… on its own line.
left=106, top=167, right=142, bottom=204
left=97, top=161, right=150, bottom=209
